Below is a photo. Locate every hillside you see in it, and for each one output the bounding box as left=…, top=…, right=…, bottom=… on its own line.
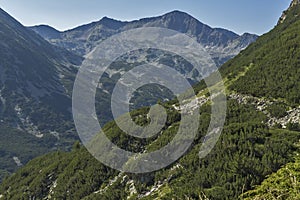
left=0, top=101, right=299, bottom=199
left=241, top=157, right=300, bottom=199
left=0, top=1, right=299, bottom=199
left=0, top=8, right=81, bottom=181
left=219, top=0, right=300, bottom=106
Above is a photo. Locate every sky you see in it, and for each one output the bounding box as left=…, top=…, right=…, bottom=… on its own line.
left=0, top=0, right=292, bottom=35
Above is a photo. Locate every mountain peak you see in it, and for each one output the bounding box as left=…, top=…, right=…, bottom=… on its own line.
left=163, top=10, right=190, bottom=16
left=161, top=10, right=200, bottom=22
left=97, top=16, right=125, bottom=29
left=100, top=16, right=116, bottom=22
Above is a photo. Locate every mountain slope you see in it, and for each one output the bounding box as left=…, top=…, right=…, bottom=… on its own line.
left=0, top=8, right=80, bottom=133
left=219, top=1, right=300, bottom=105
left=0, top=8, right=81, bottom=181
left=1, top=101, right=299, bottom=200
left=1, top=2, right=300, bottom=199
left=241, top=157, right=300, bottom=199
left=30, top=10, right=258, bottom=66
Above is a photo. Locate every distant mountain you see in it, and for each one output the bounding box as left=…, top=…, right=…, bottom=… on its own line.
left=30, top=10, right=258, bottom=66
left=29, top=11, right=258, bottom=126
left=2, top=2, right=300, bottom=200
left=0, top=8, right=81, bottom=181
left=29, top=25, right=61, bottom=40
left=29, top=11, right=258, bottom=125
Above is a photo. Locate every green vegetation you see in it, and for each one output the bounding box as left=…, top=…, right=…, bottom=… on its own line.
left=0, top=148, right=118, bottom=200
left=241, top=156, right=300, bottom=200
left=266, top=102, right=288, bottom=118
left=0, top=99, right=299, bottom=199
left=0, top=125, right=56, bottom=182
left=218, top=4, right=300, bottom=106
left=287, top=122, right=300, bottom=131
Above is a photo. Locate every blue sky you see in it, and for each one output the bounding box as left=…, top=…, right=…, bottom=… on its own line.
left=0, top=0, right=291, bottom=35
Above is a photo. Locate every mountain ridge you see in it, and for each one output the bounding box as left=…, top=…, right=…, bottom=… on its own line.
left=29, top=25, right=61, bottom=40
left=30, top=10, right=258, bottom=66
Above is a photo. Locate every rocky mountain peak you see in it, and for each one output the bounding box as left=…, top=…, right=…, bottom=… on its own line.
left=162, top=10, right=193, bottom=19
left=98, top=16, right=125, bottom=29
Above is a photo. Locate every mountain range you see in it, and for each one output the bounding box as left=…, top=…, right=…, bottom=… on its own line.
left=0, top=7, right=259, bottom=182
left=0, top=1, right=300, bottom=199
left=30, top=10, right=258, bottom=67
